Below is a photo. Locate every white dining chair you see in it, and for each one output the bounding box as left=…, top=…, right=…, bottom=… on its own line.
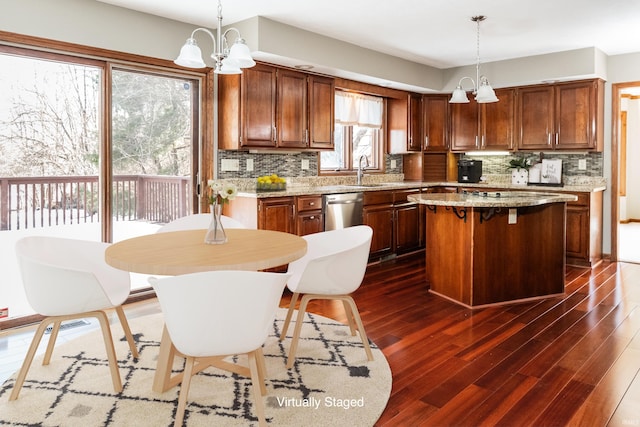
left=149, top=270, right=290, bottom=427
left=279, top=225, right=374, bottom=368
left=156, top=213, right=245, bottom=233
left=10, top=236, right=139, bottom=401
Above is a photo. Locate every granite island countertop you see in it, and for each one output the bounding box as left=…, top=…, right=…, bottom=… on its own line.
left=407, top=191, right=578, bottom=208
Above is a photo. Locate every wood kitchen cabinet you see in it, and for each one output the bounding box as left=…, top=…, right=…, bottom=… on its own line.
left=393, top=189, right=421, bottom=254
left=363, top=191, right=394, bottom=258
left=258, top=197, right=296, bottom=234
left=565, top=191, right=603, bottom=267
left=308, top=75, right=335, bottom=149
left=218, top=63, right=335, bottom=150
left=388, top=93, right=422, bottom=153
left=517, top=79, right=604, bottom=151
left=363, top=189, right=422, bottom=260
left=295, top=195, right=323, bottom=235
left=450, top=88, right=515, bottom=152
left=422, top=95, right=449, bottom=152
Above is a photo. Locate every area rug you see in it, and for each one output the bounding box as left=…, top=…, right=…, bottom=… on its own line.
left=0, top=308, right=391, bottom=426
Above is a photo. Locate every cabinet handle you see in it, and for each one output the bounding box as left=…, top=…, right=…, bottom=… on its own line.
left=305, top=129, right=309, bottom=143
left=425, top=135, right=429, bottom=147
left=309, top=216, right=315, bottom=219
left=482, top=135, right=486, bottom=148
left=555, top=133, right=559, bottom=145
left=548, top=133, right=551, bottom=145
left=309, top=202, right=315, bottom=206
left=475, top=135, right=479, bottom=148
left=273, top=126, right=277, bottom=143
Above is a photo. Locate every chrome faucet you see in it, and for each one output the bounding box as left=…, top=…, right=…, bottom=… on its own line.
left=357, top=155, right=369, bottom=185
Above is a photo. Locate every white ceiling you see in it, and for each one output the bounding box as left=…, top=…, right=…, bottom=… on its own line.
left=99, top=0, right=640, bottom=69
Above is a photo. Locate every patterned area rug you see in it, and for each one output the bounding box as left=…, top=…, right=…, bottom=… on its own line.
left=0, top=309, right=391, bottom=426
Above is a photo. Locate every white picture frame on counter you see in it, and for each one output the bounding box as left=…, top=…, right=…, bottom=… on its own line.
left=541, top=159, right=562, bottom=184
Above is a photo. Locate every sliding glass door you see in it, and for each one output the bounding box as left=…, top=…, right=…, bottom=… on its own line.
left=0, top=47, right=202, bottom=319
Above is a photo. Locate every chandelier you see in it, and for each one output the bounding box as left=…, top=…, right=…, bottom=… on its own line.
left=174, top=0, right=255, bottom=74
left=449, top=16, right=499, bottom=104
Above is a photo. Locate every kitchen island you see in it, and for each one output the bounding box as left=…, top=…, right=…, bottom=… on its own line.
left=408, top=191, right=578, bottom=308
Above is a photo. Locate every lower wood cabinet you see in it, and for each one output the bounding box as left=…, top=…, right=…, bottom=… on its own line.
left=296, top=195, right=323, bottom=236
left=363, top=189, right=422, bottom=260
left=565, top=191, right=603, bottom=267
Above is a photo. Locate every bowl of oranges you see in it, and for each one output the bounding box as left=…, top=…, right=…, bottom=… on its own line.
left=256, top=174, right=286, bottom=191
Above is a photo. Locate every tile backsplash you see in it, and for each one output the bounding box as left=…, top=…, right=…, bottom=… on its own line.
left=217, top=151, right=403, bottom=179
left=217, top=150, right=604, bottom=183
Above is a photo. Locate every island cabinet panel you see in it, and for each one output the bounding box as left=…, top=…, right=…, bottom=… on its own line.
left=425, top=203, right=566, bottom=307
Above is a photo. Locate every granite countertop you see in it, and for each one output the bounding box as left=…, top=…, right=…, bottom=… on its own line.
left=407, top=191, right=578, bottom=208
left=235, top=177, right=606, bottom=198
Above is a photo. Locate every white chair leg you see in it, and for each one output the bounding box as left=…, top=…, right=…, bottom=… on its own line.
left=174, top=357, right=195, bottom=427
left=94, top=310, right=123, bottom=393
left=9, top=319, right=51, bottom=401
left=286, top=295, right=311, bottom=369
left=248, top=351, right=267, bottom=427
left=115, top=306, right=139, bottom=358
left=279, top=292, right=299, bottom=341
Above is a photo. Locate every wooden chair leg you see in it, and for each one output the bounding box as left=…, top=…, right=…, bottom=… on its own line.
left=115, top=306, right=139, bottom=358
left=286, top=295, right=311, bottom=369
left=279, top=292, right=299, bottom=341
left=255, top=347, right=268, bottom=395
left=174, top=356, right=195, bottom=427
left=9, top=319, right=51, bottom=401
left=95, top=311, right=123, bottom=393
left=341, top=299, right=357, bottom=336
left=248, top=351, right=267, bottom=427
left=344, top=297, right=374, bottom=361
left=43, top=320, right=62, bottom=365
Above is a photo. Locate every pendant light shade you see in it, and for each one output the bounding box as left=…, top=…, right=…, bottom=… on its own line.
left=450, top=86, right=470, bottom=103
left=174, top=39, right=207, bottom=69
left=227, top=39, right=256, bottom=68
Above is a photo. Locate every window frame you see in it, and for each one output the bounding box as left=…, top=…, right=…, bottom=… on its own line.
left=319, top=95, right=386, bottom=176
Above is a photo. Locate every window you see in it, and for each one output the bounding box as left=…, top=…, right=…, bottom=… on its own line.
left=320, top=91, right=384, bottom=173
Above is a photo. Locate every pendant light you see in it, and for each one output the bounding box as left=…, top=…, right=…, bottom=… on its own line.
left=174, top=0, right=255, bottom=74
left=450, top=16, right=498, bottom=104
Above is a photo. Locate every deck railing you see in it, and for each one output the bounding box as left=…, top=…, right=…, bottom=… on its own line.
left=0, top=175, right=190, bottom=231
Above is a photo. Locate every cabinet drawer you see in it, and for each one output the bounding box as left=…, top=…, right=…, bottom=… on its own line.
left=364, top=190, right=394, bottom=206
left=296, top=195, right=323, bottom=212
left=567, top=192, right=589, bottom=207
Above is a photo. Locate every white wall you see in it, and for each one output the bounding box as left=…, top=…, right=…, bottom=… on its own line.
left=625, top=99, right=640, bottom=219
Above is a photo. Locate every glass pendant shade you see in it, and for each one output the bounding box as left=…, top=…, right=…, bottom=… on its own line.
left=215, top=58, right=242, bottom=74
left=174, top=38, right=206, bottom=68
left=227, top=39, right=256, bottom=68
left=450, top=87, right=470, bottom=103
left=475, top=80, right=499, bottom=103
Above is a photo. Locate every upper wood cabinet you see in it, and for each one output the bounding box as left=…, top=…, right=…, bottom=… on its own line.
left=307, top=75, right=335, bottom=149
left=450, top=88, right=515, bottom=152
left=218, top=63, right=335, bottom=150
left=388, top=93, right=422, bottom=153
left=517, top=79, right=604, bottom=151
left=422, top=95, right=449, bottom=152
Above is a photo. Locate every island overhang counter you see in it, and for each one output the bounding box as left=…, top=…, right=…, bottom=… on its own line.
left=407, top=191, right=578, bottom=308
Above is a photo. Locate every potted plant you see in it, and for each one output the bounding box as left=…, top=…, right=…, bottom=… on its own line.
left=507, top=157, right=531, bottom=185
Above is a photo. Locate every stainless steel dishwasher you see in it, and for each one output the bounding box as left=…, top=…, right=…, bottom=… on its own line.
left=323, top=193, right=364, bottom=230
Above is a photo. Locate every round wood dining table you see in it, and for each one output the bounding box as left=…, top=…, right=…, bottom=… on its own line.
left=105, top=228, right=307, bottom=276
left=105, top=228, right=307, bottom=393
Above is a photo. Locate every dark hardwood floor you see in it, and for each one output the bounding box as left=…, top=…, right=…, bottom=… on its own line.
left=281, top=253, right=640, bottom=426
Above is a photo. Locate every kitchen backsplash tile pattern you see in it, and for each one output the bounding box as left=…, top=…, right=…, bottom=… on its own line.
left=464, top=152, right=604, bottom=177
left=217, top=151, right=403, bottom=179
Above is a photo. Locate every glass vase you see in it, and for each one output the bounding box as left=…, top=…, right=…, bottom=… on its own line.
left=204, top=203, right=227, bottom=244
